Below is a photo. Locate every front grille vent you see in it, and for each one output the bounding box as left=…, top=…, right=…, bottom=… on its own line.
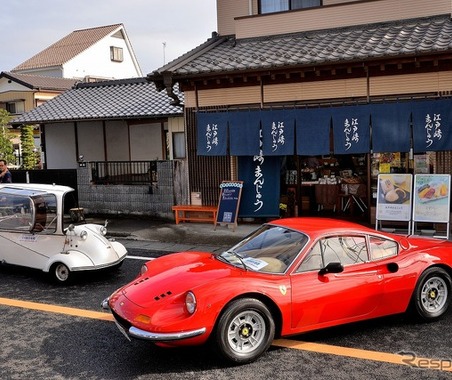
left=154, top=291, right=172, bottom=301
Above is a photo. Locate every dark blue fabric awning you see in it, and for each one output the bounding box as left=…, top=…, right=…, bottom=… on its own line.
left=412, top=98, right=452, bottom=152
left=196, top=112, right=228, bottom=155
left=228, top=111, right=261, bottom=156
left=261, top=109, right=295, bottom=156
left=370, top=102, right=412, bottom=153
left=196, top=98, right=452, bottom=157
left=332, top=105, right=370, bottom=154
left=295, top=108, right=331, bottom=156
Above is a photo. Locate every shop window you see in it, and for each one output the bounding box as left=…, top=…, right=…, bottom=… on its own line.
left=172, top=132, right=186, bottom=159
left=110, top=46, right=123, bottom=62
left=259, top=0, right=321, bottom=14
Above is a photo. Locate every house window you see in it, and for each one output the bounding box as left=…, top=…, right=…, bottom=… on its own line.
left=110, top=46, right=124, bottom=62
left=5, top=101, right=25, bottom=114
left=259, top=0, right=321, bottom=14
left=172, top=132, right=186, bottom=159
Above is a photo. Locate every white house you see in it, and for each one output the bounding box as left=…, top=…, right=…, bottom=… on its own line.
left=11, top=24, right=142, bottom=81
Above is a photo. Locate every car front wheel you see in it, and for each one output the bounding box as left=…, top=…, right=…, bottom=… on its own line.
left=412, top=267, right=451, bottom=321
left=51, top=262, right=72, bottom=284
left=213, top=298, right=275, bottom=364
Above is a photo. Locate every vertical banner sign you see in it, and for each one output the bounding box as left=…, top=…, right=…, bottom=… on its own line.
left=238, top=156, right=281, bottom=218
left=376, top=173, right=413, bottom=221
left=413, top=174, right=451, bottom=223
left=412, top=99, right=452, bottom=153
left=332, top=105, right=370, bottom=154
left=215, top=181, right=243, bottom=231
left=261, top=109, right=295, bottom=156
left=196, top=112, right=228, bottom=156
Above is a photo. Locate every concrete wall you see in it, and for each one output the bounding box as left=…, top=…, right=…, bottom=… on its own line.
left=77, top=160, right=180, bottom=220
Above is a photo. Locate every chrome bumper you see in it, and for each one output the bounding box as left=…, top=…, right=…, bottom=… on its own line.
left=101, top=297, right=110, bottom=310
left=128, top=326, right=206, bottom=341
left=101, top=297, right=206, bottom=342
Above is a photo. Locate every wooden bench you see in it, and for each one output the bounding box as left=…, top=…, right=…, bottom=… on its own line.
left=172, top=205, right=218, bottom=225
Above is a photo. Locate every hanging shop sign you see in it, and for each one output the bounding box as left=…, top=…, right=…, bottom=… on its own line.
left=376, top=173, right=413, bottom=222
left=196, top=112, right=228, bottom=156
left=238, top=155, right=281, bottom=218
left=332, top=105, right=370, bottom=154
left=412, top=99, right=452, bottom=153
left=260, top=109, right=295, bottom=156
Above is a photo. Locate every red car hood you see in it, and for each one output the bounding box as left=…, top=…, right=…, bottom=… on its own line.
left=120, top=251, right=235, bottom=308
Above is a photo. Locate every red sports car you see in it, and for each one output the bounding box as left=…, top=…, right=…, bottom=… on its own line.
left=102, top=217, right=452, bottom=364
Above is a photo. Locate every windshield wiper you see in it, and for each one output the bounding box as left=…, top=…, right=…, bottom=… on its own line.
left=219, top=250, right=248, bottom=271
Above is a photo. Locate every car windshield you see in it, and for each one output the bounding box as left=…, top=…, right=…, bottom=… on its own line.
left=0, top=190, right=57, bottom=233
left=218, top=225, right=308, bottom=273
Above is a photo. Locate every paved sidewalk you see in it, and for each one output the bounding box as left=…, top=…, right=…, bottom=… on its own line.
left=88, top=215, right=260, bottom=253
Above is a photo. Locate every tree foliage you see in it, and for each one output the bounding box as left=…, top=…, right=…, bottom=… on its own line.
left=20, top=125, right=38, bottom=169
left=0, top=109, right=15, bottom=165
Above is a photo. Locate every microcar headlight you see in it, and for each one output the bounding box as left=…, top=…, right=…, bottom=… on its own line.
left=99, top=226, right=107, bottom=236
left=185, top=291, right=197, bottom=314
left=80, top=230, right=88, bottom=240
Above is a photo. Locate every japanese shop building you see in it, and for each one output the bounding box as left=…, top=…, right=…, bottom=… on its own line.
left=149, top=0, right=452, bottom=224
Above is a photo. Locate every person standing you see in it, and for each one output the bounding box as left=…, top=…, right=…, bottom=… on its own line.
left=0, top=160, right=12, bottom=183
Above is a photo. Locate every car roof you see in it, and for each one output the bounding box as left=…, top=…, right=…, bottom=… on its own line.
left=269, top=217, right=376, bottom=237
left=0, top=183, right=74, bottom=195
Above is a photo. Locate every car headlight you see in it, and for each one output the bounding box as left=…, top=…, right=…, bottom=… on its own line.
left=80, top=230, right=88, bottom=240
left=140, top=264, right=148, bottom=275
left=185, top=291, right=197, bottom=314
left=99, top=226, right=107, bottom=236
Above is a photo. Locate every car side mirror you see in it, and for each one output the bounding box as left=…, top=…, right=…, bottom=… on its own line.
left=319, top=261, right=344, bottom=275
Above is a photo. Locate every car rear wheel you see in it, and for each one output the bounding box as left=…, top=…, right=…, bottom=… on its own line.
left=412, top=267, right=451, bottom=321
left=213, top=298, right=275, bottom=364
left=51, top=263, right=72, bottom=284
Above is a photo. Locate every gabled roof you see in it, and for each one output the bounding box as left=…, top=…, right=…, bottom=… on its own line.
left=12, top=24, right=124, bottom=72
left=150, top=14, right=452, bottom=80
left=1, top=72, right=77, bottom=91
left=10, top=78, right=183, bottom=126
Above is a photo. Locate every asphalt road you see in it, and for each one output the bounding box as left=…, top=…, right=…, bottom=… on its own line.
left=1, top=242, right=452, bottom=380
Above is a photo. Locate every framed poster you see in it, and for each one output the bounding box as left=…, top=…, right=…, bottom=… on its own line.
left=412, top=174, right=450, bottom=223
left=215, top=181, right=243, bottom=231
left=376, top=173, right=413, bottom=222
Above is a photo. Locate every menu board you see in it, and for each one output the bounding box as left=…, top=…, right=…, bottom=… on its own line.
left=376, top=173, right=413, bottom=221
left=413, top=174, right=451, bottom=223
left=216, top=181, right=243, bottom=230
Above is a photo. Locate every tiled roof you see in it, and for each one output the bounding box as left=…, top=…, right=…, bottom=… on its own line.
left=12, top=24, right=123, bottom=71
left=153, top=15, right=452, bottom=77
left=10, top=78, right=183, bottom=125
left=1, top=72, right=77, bottom=91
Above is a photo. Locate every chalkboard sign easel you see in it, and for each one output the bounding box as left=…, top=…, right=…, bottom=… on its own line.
left=215, top=181, right=243, bottom=231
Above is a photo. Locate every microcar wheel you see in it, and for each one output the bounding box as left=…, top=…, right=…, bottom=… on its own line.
left=51, top=263, right=72, bottom=284
left=411, top=267, right=451, bottom=321
left=213, top=298, right=275, bottom=364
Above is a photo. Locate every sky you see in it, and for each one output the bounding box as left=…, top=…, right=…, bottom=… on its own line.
left=1, top=0, right=218, bottom=75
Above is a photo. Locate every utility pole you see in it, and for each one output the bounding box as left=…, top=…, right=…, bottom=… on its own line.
left=162, top=42, right=166, bottom=65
